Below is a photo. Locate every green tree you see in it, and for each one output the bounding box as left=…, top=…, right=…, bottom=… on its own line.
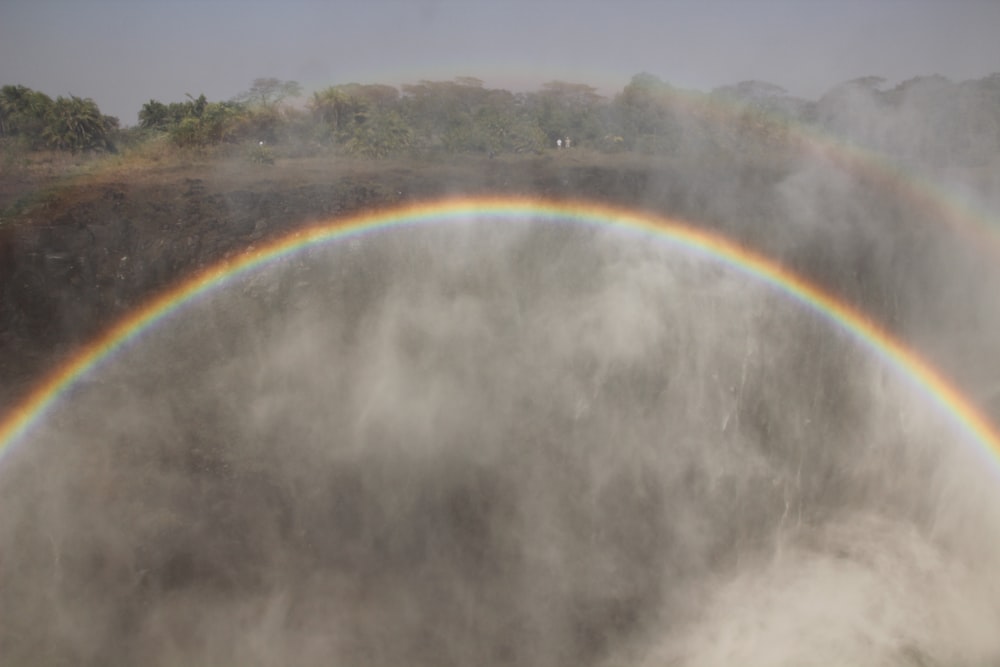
left=310, top=84, right=397, bottom=142
left=310, top=86, right=352, bottom=133
left=342, top=83, right=400, bottom=113
left=709, top=81, right=802, bottom=157
left=42, top=95, right=116, bottom=152
left=140, top=95, right=212, bottom=132
left=344, top=110, right=412, bottom=158
left=137, top=91, right=259, bottom=147
left=138, top=99, right=171, bottom=131
left=436, top=88, right=546, bottom=154
left=613, top=73, right=683, bottom=152
left=400, top=78, right=492, bottom=150
left=525, top=81, right=608, bottom=146
left=236, top=77, right=302, bottom=109
left=168, top=99, right=248, bottom=147
left=0, top=85, right=54, bottom=143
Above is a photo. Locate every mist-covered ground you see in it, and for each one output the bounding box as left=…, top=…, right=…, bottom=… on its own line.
left=3, top=76, right=1000, bottom=666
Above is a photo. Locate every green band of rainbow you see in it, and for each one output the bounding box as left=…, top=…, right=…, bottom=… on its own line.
left=1, top=196, right=998, bottom=471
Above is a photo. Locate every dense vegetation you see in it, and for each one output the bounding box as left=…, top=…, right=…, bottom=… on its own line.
left=3, top=73, right=1000, bottom=165
left=0, top=85, right=119, bottom=153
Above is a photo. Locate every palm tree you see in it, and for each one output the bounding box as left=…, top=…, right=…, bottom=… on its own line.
left=0, top=85, right=54, bottom=141
left=139, top=99, right=171, bottom=131
left=42, top=95, right=112, bottom=152
left=311, top=86, right=367, bottom=139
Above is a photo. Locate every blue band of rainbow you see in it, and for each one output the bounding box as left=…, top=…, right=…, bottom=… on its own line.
left=1, top=196, right=997, bottom=471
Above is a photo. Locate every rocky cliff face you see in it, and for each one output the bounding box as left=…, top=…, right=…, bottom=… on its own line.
left=1, top=154, right=665, bottom=407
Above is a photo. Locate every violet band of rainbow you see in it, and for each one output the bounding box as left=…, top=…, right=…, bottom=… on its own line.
left=1, top=196, right=998, bottom=471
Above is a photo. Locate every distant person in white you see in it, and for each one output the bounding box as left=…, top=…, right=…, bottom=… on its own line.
left=557, top=138, right=563, bottom=149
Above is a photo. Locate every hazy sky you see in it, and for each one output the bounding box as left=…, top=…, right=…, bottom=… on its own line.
left=2, top=0, right=999, bottom=125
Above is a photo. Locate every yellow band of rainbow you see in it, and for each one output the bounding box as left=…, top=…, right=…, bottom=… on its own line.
left=1, top=196, right=997, bottom=470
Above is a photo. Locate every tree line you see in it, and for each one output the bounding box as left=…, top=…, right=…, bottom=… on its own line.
left=3, top=73, right=1000, bottom=165
left=0, top=85, right=119, bottom=152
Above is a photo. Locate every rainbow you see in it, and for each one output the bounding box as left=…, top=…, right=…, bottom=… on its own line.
left=1, top=196, right=999, bottom=469
left=196, top=71, right=1000, bottom=250
left=642, top=82, right=1000, bottom=251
